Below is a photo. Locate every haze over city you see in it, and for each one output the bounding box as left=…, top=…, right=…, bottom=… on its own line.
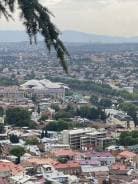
left=0, top=0, right=138, bottom=37
left=0, top=1, right=138, bottom=184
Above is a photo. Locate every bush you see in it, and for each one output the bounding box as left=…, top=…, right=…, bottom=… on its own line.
left=26, top=138, right=39, bottom=145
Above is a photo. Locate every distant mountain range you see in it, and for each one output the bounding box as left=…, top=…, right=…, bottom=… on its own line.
left=61, top=31, right=138, bottom=43
left=0, top=30, right=138, bottom=43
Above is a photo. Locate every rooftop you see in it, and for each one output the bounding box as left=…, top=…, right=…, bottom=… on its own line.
left=52, top=149, right=76, bottom=157
left=21, top=79, right=66, bottom=90
left=54, top=161, right=80, bottom=170
left=118, top=151, right=136, bottom=158
left=63, top=128, right=96, bottom=135
left=0, top=160, right=24, bottom=175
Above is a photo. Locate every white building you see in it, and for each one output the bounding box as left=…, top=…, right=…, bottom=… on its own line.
left=41, top=164, right=78, bottom=184
left=21, top=79, right=68, bottom=99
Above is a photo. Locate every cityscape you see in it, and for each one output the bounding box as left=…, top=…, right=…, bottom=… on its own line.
left=0, top=0, right=138, bottom=184
left=0, top=40, right=137, bottom=184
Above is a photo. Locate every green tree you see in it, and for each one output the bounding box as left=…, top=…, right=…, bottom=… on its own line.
left=0, top=0, right=69, bottom=72
left=119, top=131, right=138, bottom=146
left=46, top=120, right=69, bottom=132
left=0, top=107, right=4, bottom=116
left=51, top=104, right=60, bottom=112
left=39, top=114, right=48, bottom=121
left=31, top=94, right=38, bottom=105
left=77, top=106, right=90, bottom=118
left=5, top=108, right=31, bottom=127
left=41, top=129, right=45, bottom=139
left=99, top=99, right=112, bottom=109
left=88, top=108, right=100, bottom=120
left=26, top=137, right=39, bottom=145
left=58, top=158, right=68, bottom=164
left=119, top=103, right=138, bottom=125
left=100, top=110, right=107, bottom=122
left=10, top=146, right=25, bottom=164
left=55, top=111, right=72, bottom=120
left=0, top=124, right=5, bottom=134
left=90, top=95, right=99, bottom=106
left=77, top=106, right=100, bottom=120
left=10, top=134, right=19, bottom=143
left=37, top=105, right=41, bottom=114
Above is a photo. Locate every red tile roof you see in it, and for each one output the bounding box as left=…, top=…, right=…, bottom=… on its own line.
left=119, top=151, right=136, bottom=158
left=54, top=161, right=80, bottom=170
left=52, top=149, right=76, bottom=158
left=0, top=161, right=24, bottom=175
left=112, top=163, right=127, bottom=171
left=24, top=157, right=58, bottom=166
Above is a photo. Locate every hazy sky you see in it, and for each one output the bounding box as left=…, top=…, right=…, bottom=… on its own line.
left=0, top=0, right=138, bottom=37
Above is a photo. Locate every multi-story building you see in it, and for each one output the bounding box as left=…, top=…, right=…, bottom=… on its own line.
left=62, top=128, right=113, bottom=150
left=62, top=128, right=93, bottom=150
left=21, top=79, right=67, bottom=99
left=0, top=86, right=25, bottom=102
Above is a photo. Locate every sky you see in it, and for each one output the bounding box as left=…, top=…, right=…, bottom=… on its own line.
left=0, top=0, right=138, bottom=37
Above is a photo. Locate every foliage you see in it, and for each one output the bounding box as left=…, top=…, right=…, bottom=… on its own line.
left=10, top=146, right=25, bottom=157
left=90, top=95, right=99, bottom=106
left=41, top=127, right=49, bottom=138
left=46, top=120, right=70, bottom=132
left=0, top=107, right=4, bottom=116
left=65, top=104, right=76, bottom=115
left=119, top=102, right=138, bottom=112
left=54, top=104, right=107, bottom=121
left=55, top=111, right=73, bottom=120
left=5, top=108, right=31, bottom=127
left=37, top=105, right=41, bottom=114
left=39, top=114, right=48, bottom=121
left=119, top=102, right=138, bottom=125
left=31, top=94, right=38, bottom=104
left=25, top=70, right=35, bottom=80
left=99, top=98, right=112, bottom=109
left=55, top=104, right=76, bottom=120
left=76, top=106, right=101, bottom=120
left=10, top=134, right=19, bottom=143
left=26, top=137, right=39, bottom=145
left=51, top=104, right=60, bottom=112
left=0, top=77, right=18, bottom=86
left=100, top=110, right=107, bottom=122
left=0, top=0, right=69, bottom=72
left=0, top=124, right=5, bottom=134
left=45, top=181, right=52, bottom=184
left=119, top=131, right=138, bottom=146
left=49, top=77, right=137, bottom=100
left=58, top=157, right=68, bottom=164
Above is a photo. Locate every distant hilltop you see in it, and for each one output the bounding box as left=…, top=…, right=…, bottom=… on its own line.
left=0, top=30, right=138, bottom=43
left=61, top=31, right=138, bottom=43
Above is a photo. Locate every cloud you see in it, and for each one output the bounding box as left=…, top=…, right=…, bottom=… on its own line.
left=0, top=0, right=138, bottom=37
left=40, top=0, right=63, bottom=6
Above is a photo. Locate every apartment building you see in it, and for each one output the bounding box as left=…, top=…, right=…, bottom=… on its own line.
left=62, top=128, right=93, bottom=150
left=62, top=128, right=112, bottom=150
